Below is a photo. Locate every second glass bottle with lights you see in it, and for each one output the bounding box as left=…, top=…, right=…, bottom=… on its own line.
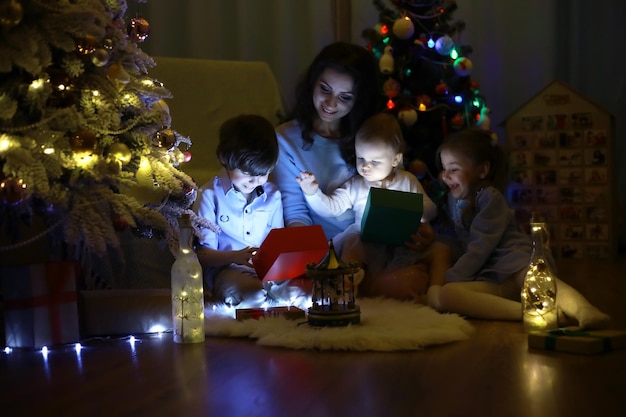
left=521, top=213, right=558, bottom=332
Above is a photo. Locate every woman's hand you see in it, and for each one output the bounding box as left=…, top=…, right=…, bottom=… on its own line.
left=405, top=221, right=435, bottom=252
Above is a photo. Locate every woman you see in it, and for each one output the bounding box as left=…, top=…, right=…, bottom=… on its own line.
left=273, top=41, right=384, bottom=240
left=273, top=42, right=435, bottom=301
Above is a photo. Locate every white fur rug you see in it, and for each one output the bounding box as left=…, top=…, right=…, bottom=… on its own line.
left=204, top=298, right=473, bottom=351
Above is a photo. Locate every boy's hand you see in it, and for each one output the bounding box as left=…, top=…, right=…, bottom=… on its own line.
left=233, top=246, right=258, bottom=268
left=295, top=171, right=319, bottom=195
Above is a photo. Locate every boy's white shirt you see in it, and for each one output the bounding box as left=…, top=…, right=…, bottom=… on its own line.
left=196, top=169, right=284, bottom=250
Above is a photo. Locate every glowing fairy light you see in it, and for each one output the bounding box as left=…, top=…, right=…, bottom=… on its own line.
left=29, top=78, right=45, bottom=90
left=149, top=324, right=167, bottom=336
left=42, top=143, right=55, bottom=154
left=0, top=134, right=14, bottom=152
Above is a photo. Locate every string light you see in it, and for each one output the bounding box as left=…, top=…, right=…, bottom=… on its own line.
left=42, top=143, right=55, bottom=154
left=0, top=133, right=15, bottom=151
left=29, top=78, right=45, bottom=90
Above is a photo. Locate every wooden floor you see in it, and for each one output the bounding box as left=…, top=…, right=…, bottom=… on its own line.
left=1, top=259, right=625, bottom=417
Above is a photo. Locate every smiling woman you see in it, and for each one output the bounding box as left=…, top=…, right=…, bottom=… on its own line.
left=272, top=41, right=384, bottom=242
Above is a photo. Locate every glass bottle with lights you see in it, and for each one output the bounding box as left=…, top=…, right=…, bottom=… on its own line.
left=171, top=213, right=205, bottom=343
left=521, top=213, right=558, bottom=332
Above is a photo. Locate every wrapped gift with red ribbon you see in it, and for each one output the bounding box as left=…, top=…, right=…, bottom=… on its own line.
left=2, top=262, right=80, bottom=348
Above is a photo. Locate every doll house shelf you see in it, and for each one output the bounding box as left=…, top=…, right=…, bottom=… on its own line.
left=503, top=80, right=617, bottom=260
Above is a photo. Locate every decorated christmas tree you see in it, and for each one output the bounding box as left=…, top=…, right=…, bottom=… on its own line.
left=363, top=0, right=494, bottom=187
left=0, top=0, right=218, bottom=268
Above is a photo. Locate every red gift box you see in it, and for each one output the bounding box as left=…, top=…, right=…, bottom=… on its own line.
left=252, top=225, right=328, bottom=282
left=2, top=262, right=80, bottom=348
left=235, top=306, right=306, bottom=321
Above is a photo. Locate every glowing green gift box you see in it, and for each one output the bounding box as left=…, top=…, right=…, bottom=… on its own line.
left=360, top=188, right=423, bottom=246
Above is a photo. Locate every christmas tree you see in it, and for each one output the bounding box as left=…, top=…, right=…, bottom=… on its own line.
left=0, top=0, right=218, bottom=264
left=363, top=0, right=494, bottom=187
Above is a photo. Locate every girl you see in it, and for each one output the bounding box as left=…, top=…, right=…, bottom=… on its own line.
left=429, top=128, right=609, bottom=329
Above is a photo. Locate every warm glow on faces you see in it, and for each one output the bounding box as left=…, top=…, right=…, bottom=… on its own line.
left=227, top=169, right=269, bottom=196
left=312, top=68, right=355, bottom=127
left=439, top=149, right=489, bottom=199
left=355, top=137, right=402, bottom=183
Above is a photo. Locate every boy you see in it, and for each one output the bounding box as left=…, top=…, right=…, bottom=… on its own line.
left=196, top=114, right=285, bottom=307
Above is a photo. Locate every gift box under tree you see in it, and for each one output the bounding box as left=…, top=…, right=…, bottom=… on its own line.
left=2, top=262, right=80, bottom=348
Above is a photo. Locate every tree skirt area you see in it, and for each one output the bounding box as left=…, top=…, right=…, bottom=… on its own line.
left=204, top=298, right=474, bottom=351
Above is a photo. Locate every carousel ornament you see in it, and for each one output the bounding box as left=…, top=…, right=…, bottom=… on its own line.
left=307, top=240, right=361, bottom=327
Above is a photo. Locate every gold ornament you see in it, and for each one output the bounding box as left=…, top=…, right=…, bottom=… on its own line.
left=153, top=128, right=176, bottom=149
left=108, top=142, right=132, bottom=165
left=106, top=63, right=130, bottom=84
left=77, top=34, right=98, bottom=55
left=91, top=48, right=109, bottom=67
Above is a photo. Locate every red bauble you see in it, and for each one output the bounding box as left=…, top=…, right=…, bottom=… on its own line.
left=46, top=67, right=70, bottom=90
left=113, top=217, right=128, bottom=232
left=435, top=82, right=448, bottom=95
left=183, top=151, right=192, bottom=163
left=0, top=177, right=27, bottom=205
left=127, top=17, right=150, bottom=42
left=383, top=78, right=401, bottom=99
left=450, top=113, right=465, bottom=129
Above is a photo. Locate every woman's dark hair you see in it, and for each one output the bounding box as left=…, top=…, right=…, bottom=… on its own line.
left=289, top=42, right=384, bottom=165
left=216, top=114, right=278, bottom=176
